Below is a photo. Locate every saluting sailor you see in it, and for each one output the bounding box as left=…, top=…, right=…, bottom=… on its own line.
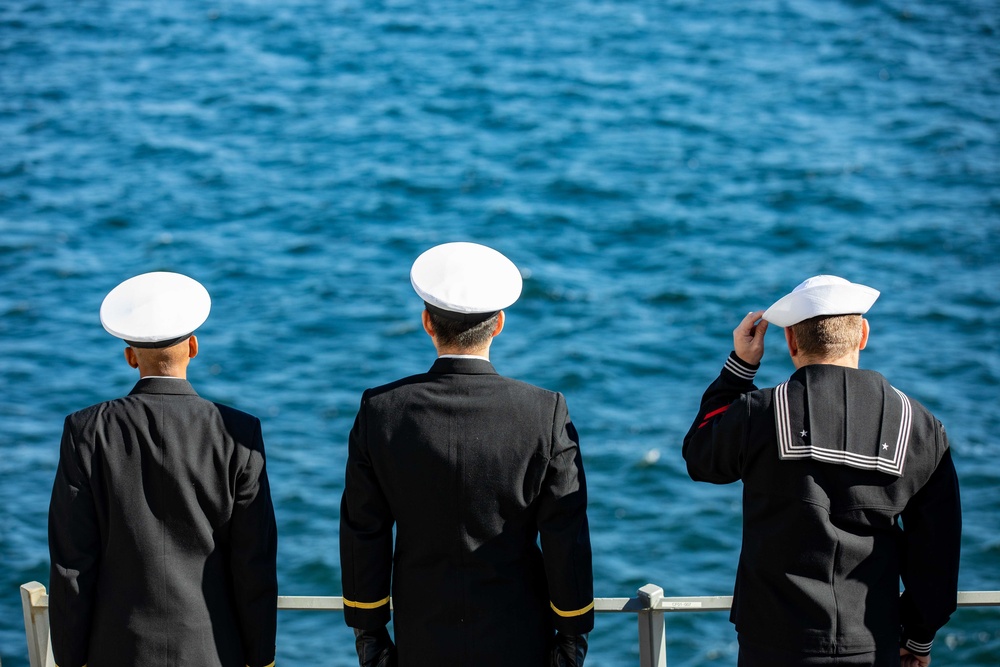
left=48, top=272, right=278, bottom=667
left=340, top=242, right=595, bottom=667
left=682, top=276, right=962, bottom=667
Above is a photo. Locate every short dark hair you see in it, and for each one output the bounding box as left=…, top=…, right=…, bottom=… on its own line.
left=790, top=314, right=863, bottom=358
left=427, top=310, right=500, bottom=350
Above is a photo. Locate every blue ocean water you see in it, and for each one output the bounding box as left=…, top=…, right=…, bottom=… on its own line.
left=1, top=0, right=998, bottom=664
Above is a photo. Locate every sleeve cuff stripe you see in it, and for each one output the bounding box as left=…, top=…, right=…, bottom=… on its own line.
left=343, top=595, right=390, bottom=609
left=248, top=662, right=275, bottom=667
left=550, top=600, right=595, bottom=617
left=905, top=639, right=933, bottom=652
left=724, top=356, right=757, bottom=380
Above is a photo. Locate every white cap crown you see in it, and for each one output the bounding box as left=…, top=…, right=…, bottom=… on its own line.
left=410, top=242, right=522, bottom=316
left=763, top=275, right=879, bottom=327
left=100, top=272, right=211, bottom=345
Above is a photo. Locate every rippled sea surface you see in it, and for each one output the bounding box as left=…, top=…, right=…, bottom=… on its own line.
left=2, top=0, right=998, bottom=664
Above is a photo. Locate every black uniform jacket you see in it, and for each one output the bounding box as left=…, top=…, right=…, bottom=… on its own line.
left=48, top=377, right=278, bottom=667
left=340, top=357, right=594, bottom=667
left=683, top=353, right=961, bottom=657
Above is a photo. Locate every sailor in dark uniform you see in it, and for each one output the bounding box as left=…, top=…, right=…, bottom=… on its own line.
left=340, top=242, right=594, bottom=667
left=48, top=272, right=278, bottom=667
left=683, top=276, right=961, bottom=667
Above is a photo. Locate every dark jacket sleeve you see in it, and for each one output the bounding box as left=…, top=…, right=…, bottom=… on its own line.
left=899, top=432, right=962, bottom=656
left=682, top=352, right=759, bottom=484
left=229, top=418, right=279, bottom=667
left=340, top=392, right=394, bottom=630
left=48, top=415, right=100, bottom=667
left=537, top=393, right=595, bottom=635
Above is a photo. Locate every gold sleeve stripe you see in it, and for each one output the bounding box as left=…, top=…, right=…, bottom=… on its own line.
left=246, top=662, right=275, bottom=667
left=343, top=595, right=391, bottom=609
left=550, top=599, right=595, bottom=617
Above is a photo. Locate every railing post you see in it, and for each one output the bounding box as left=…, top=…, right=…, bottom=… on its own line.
left=20, top=582, right=54, bottom=667
left=637, top=583, right=667, bottom=667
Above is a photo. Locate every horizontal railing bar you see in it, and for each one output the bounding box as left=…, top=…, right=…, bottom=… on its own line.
left=595, top=597, right=641, bottom=612
left=273, top=597, right=645, bottom=612
left=278, top=596, right=345, bottom=610
left=955, top=591, right=1000, bottom=607
left=655, top=596, right=734, bottom=612
left=26, top=590, right=1000, bottom=612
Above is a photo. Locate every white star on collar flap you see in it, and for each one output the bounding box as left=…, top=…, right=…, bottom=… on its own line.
left=410, top=242, right=523, bottom=320
left=763, top=275, right=879, bottom=327
left=100, top=271, right=211, bottom=348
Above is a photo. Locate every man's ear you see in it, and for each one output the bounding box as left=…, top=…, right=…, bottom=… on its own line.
left=421, top=309, right=435, bottom=338
left=188, top=335, right=199, bottom=359
left=784, top=326, right=798, bottom=358
left=124, top=346, right=139, bottom=369
left=491, top=311, right=505, bottom=338
left=859, top=318, right=869, bottom=351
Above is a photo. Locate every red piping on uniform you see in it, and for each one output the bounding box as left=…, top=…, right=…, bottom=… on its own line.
left=698, top=405, right=730, bottom=429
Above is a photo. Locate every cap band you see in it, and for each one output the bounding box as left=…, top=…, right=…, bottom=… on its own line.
left=424, top=302, right=499, bottom=324
left=125, top=333, right=193, bottom=349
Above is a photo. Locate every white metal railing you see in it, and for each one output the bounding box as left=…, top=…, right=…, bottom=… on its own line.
left=19, top=581, right=1000, bottom=667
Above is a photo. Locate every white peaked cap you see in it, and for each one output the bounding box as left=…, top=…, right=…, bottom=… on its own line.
left=100, top=271, right=211, bottom=347
left=763, top=275, right=879, bottom=327
left=411, top=242, right=523, bottom=318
